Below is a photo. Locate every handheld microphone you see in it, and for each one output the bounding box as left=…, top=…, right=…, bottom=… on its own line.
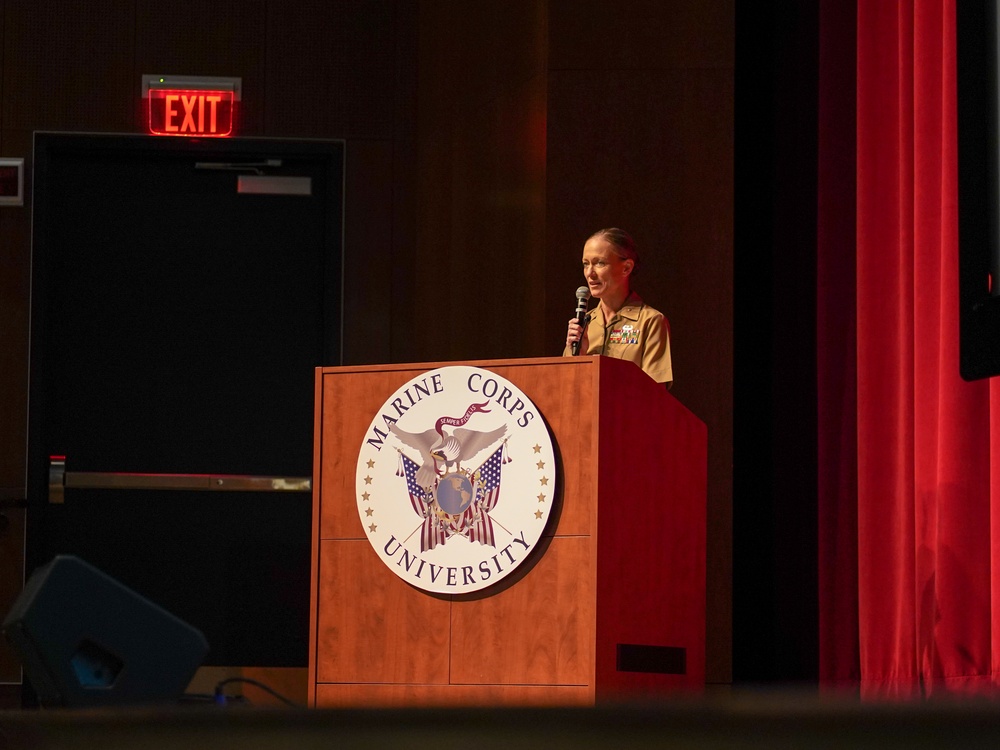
left=571, top=286, right=590, bottom=356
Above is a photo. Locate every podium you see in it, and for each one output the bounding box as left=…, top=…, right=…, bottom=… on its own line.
left=309, top=356, right=706, bottom=707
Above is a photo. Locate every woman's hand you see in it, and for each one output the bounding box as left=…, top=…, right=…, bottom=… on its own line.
left=566, top=318, right=584, bottom=349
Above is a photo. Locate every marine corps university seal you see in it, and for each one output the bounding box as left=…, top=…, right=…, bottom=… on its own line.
left=356, top=366, right=557, bottom=594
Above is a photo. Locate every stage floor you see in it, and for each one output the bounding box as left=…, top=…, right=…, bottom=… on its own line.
left=2, top=692, right=1000, bottom=750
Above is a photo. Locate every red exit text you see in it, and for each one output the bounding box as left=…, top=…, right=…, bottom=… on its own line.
left=148, top=89, right=235, bottom=137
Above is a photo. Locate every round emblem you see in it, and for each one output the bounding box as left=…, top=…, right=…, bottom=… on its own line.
left=356, top=366, right=558, bottom=594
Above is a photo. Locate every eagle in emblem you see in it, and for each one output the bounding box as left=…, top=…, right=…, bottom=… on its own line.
left=392, top=401, right=511, bottom=551
left=389, top=401, right=507, bottom=489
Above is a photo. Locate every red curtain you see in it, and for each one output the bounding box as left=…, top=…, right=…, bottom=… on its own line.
left=817, top=0, right=859, bottom=688
left=820, top=0, right=1000, bottom=695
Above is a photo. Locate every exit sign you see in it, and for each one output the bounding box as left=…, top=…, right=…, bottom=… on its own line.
left=142, top=75, right=241, bottom=138
left=148, top=89, right=234, bottom=136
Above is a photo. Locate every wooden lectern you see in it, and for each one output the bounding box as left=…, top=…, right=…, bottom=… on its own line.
left=309, top=356, right=706, bottom=707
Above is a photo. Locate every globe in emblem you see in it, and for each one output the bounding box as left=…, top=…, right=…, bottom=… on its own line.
left=435, top=473, right=474, bottom=515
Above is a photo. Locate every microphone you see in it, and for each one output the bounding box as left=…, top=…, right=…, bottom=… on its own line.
left=571, top=286, right=590, bottom=356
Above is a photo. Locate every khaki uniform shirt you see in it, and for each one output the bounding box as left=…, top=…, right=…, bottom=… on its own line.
left=563, top=292, right=673, bottom=385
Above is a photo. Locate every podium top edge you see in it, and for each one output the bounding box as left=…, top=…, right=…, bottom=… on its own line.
left=316, top=355, right=592, bottom=374
left=316, top=355, right=705, bottom=429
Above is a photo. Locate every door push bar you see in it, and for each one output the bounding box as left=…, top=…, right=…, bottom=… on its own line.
left=47, top=457, right=311, bottom=504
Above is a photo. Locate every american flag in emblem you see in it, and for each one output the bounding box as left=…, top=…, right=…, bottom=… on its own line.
left=464, top=445, right=505, bottom=547
left=420, top=516, right=449, bottom=552
left=397, top=451, right=448, bottom=551
left=398, top=451, right=430, bottom=516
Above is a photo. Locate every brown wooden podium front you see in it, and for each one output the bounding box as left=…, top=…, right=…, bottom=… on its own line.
left=309, top=356, right=706, bottom=707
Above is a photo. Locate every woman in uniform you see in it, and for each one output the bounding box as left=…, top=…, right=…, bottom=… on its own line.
left=564, top=228, right=673, bottom=387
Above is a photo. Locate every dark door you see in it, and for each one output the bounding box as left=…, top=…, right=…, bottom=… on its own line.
left=26, top=133, right=343, bottom=666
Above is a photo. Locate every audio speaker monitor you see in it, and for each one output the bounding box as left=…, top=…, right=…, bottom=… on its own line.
left=2, top=555, right=208, bottom=707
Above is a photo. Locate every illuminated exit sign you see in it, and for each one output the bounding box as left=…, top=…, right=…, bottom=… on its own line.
left=148, top=89, right=233, bottom=136
left=142, top=75, right=241, bottom=138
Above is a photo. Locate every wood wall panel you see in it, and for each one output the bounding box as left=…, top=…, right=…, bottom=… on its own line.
left=342, top=140, right=395, bottom=365
left=2, top=0, right=135, bottom=131
left=388, top=0, right=419, bottom=367
left=0, top=1, right=4, bottom=142
left=548, top=0, right=732, bottom=71
left=264, top=1, right=398, bottom=139
left=407, top=0, right=548, bottom=365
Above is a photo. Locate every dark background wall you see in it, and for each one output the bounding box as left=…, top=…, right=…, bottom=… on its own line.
left=0, top=0, right=749, bottom=697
